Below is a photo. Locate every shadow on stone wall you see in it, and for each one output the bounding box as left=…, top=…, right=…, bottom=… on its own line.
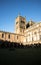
left=0, top=40, right=41, bottom=49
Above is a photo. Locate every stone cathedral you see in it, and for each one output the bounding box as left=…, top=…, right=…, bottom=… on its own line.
left=0, top=15, right=41, bottom=45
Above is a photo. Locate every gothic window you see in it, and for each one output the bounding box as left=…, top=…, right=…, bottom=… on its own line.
left=2, top=33, right=4, bottom=38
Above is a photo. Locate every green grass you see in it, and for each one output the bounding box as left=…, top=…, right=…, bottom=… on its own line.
left=0, top=48, right=41, bottom=65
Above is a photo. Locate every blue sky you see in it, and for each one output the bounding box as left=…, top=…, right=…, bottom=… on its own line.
left=0, top=0, right=41, bottom=32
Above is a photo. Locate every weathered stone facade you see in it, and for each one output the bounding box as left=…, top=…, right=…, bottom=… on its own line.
left=0, top=15, right=41, bottom=45
left=24, top=22, right=41, bottom=45
left=0, top=31, right=25, bottom=44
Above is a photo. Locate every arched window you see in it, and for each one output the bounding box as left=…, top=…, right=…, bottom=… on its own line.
left=21, top=21, right=25, bottom=24
left=2, top=33, right=4, bottom=38
left=8, top=34, right=10, bottom=39
left=34, top=32, right=36, bottom=34
left=40, top=35, right=41, bottom=40
left=17, top=36, right=18, bottom=39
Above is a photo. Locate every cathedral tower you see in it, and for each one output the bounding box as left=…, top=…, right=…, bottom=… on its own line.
left=15, top=15, right=26, bottom=34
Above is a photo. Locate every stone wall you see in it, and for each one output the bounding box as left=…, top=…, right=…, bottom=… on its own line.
left=0, top=31, right=25, bottom=44
left=25, top=22, right=41, bottom=45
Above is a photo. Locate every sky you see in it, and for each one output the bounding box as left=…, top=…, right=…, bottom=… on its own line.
left=0, top=0, right=41, bottom=32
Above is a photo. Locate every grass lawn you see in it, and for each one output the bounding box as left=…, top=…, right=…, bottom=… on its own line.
left=0, top=47, right=41, bottom=65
